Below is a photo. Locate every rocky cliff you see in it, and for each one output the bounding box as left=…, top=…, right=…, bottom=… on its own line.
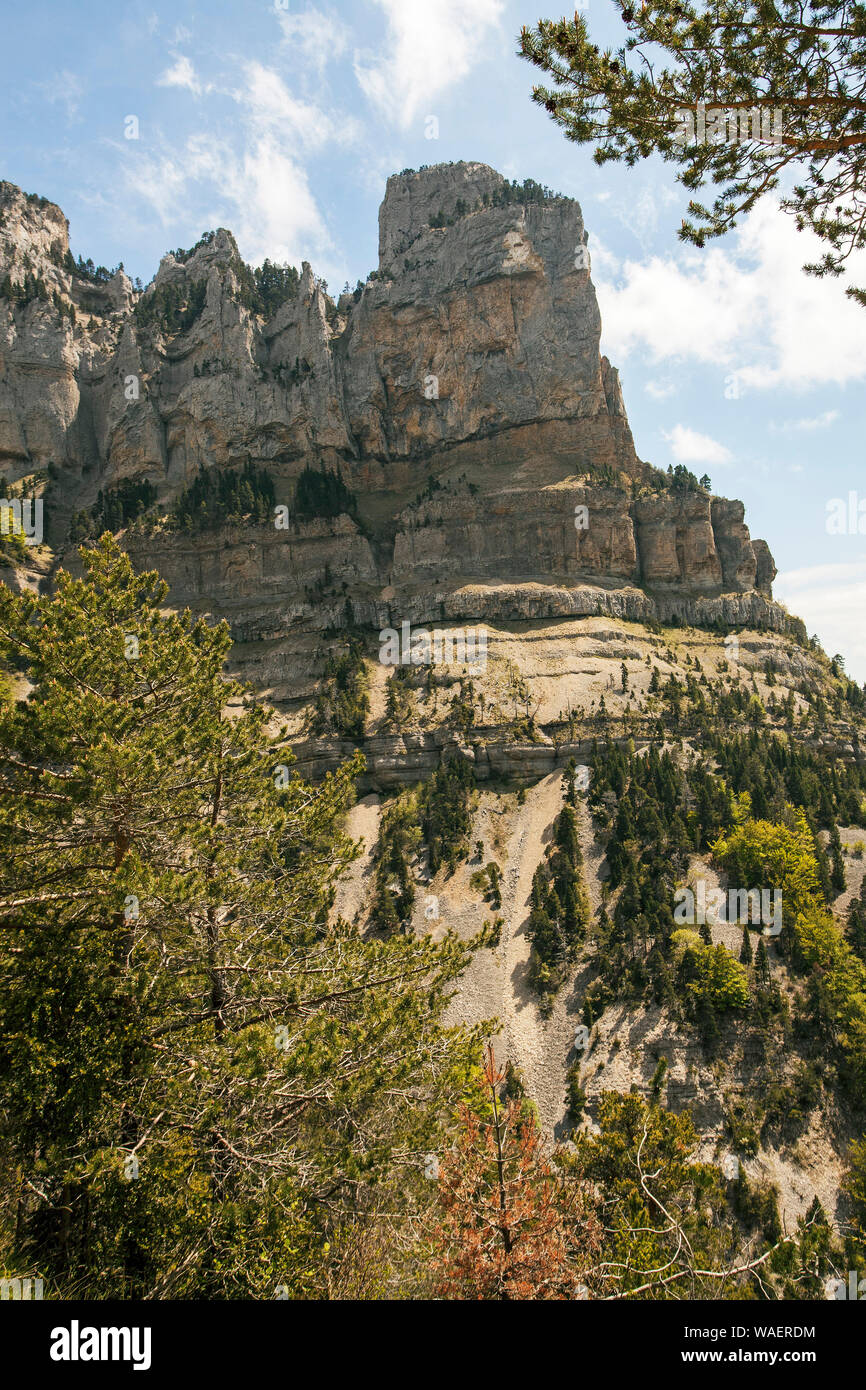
left=0, top=162, right=781, bottom=683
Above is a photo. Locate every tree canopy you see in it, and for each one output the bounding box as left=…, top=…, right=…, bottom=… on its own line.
left=520, top=3, right=866, bottom=302
left=0, top=536, right=479, bottom=1297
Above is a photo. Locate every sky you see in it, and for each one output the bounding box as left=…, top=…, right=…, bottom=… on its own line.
left=2, top=0, right=865, bottom=678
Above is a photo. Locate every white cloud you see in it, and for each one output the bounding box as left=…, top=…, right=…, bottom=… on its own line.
left=238, top=60, right=359, bottom=150
left=769, top=409, right=840, bottom=434
left=126, top=59, right=361, bottom=269
left=128, top=129, right=328, bottom=269
left=354, top=0, right=505, bottom=127
left=596, top=200, right=866, bottom=391
left=645, top=378, right=677, bottom=401
left=157, top=55, right=204, bottom=97
left=775, top=559, right=866, bottom=682
left=662, top=424, right=732, bottom=467
left=276, top=6, right=349, bottom=73
left=610, top=183, right=680, bottom=247
left=39, top=70, right=84, bottom=122
left=123, top=149, right=192, bottom=228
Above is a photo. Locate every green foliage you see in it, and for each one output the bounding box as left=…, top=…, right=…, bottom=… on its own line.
left=519, top=4, right=866, bottom=304
left=170, top=461, right=276, bottom=532
left=231, top=256, right=301, bottom=317
left=140, top=242, right=299, bottom=322
left=0, top=497, right=32, bottom=567
left=761, top=1062, right=822, bottom=1139
left=732, top=1169, right=782, bottom=1244
left=843, top=1136, right=866, bottom=1267
left=384, top=667, right=415, bottom=727
left=650, top=1055, right=668, bottom=1101
left=664, top=463, right=708, bottom=494
left=829, top=823, right=847, bottom=893
left=671, top=933, right=750, bottom=1034
left=419, top=757, right=475, bottom=875
left=528, top=803, right=591, bottom=991
left=66, top=252, right=118, bottom=283
left=294, top=465, right=357, bottom=521
left=471, top=861, right=502, bottom=910
left=588, top=739, right=729, bottom=1004
left=427, top=177, right=565, bottom=230
left=847, top=874, right=866, bottom=963
left=565, top=1062, right=586, bottom=1122
left=70, top=478, right=158, bottom=541
left=715, top=807, right=866, bottom=1106
left=134, top=278, right=207, bottom=335
left=567, top=1092, right=742, bottom=1298
left=713, top=808, right=823, bottom=926
left=0, top=536, right=479, bottom=1297
left=171, top=230, right=216, bottom=263
left=0, top=271, right=50, bottom=305
left=369, top=793, right=420, bottom=934
left=795, top=903, right=866, bottom=1105
left=312, top=639, right=370, bottom=741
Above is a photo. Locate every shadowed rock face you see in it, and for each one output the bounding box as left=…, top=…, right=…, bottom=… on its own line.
left=0, top=161, right=777, bottom=653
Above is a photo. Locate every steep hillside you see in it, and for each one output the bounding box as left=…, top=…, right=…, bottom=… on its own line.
left=320, top=615, right=866, bottom=1241
left=2, top=162, right=865, bottom=1275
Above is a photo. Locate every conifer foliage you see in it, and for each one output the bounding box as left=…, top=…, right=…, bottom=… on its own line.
left=0, top=537, right=477, bottom=1297
left=431, top=1044, right=600, bottom=1299
left=528, top=803, right=591, bottom=995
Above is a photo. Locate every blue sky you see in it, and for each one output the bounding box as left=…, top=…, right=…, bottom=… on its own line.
left=2, top=0, right=865, bottom=677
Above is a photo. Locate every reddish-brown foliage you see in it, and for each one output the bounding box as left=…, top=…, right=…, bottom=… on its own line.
left=431, top=1044, right=601, bottom=1299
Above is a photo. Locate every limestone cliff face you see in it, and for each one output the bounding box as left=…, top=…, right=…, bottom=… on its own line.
left=0, top=161, right=778, bottom=657
left=334, top=162, right=638, bottom=479
left=0, top=182, right=119, bottom=479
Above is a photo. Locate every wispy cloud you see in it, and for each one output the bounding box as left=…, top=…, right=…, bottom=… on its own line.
left=608, top=183, right=680, bottom=247
left=645, top=378, right=677, bottom=401
left=354, top=0, right=505, bottom=128
left=129, top=58, right=361, bottom=269
left=662, top=423, right=732, bottom=467
left=276, top=6, right=350, bottom=74
left=157, top=55, right=205, bottom=98
left=769, top=409, right=840, bottom=434
left=38, top=70, right=84, bottom=123
left=236, top=60, right=360, bottom=150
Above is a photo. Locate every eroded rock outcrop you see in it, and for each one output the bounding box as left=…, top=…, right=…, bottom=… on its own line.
left=0, top=161, right=780, bottom=675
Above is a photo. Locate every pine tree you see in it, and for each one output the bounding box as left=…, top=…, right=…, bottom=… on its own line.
left=755, top=938, right=771, bottom=987
left=563, top=756, right=577, bottom=806
left=849, top=884, right=866, bottom=964
left=0, top=536, right=478, bottom=1298
left=802, top=816, right=835, bottom=904
left=430, top=1044, right=600, bottom=1299
left=829, top=824, right=846, bottom=894
left=520, top=4, right=866, bottom=306
left=740, top=925, right=753, bottom=965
